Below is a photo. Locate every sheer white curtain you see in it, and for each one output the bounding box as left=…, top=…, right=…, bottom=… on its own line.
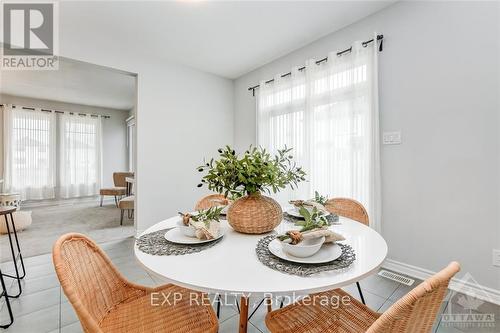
left=2, top=105, right=56, bottom=200
left=59, top=114, right=103, bottom=198
left=257, top=35, right=381, bottom=232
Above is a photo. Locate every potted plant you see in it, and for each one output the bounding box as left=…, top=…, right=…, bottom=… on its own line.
left=197, top=145, right=306, bottom=234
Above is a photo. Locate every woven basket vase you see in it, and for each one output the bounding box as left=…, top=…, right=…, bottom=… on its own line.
left=227, top=192, right=282, bottom=234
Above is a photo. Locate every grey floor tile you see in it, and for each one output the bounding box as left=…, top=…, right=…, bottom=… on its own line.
left=342, top=285, right=387, bottom=311
left=1, top=253, right=53, bottom=271
left=341, top=283, right=360, bottom=297
left=218, top=313, right=262, bottom=333
left=131, top=275, right=158, bottom=287
left=209, top=294, right=239, bottom=323
left=60, top=322, right=84, bottom=333
left=377, top=299, right=395, bottom=312
left=3, top=303, right=59, bottom=333
left=248, top=298, right=271, bottom=333
left=358, top=273, right=400, bottom=299
left=107, top=253, right=136, bottom=266
left=7, top=286, right=60, bottom=317
left=361, top=290, right=386, bottom=311
left=60, top=301, right=79, bottom=327
left=3, top=261, right=56, bottom=281
left=7, top=273, right=60, bottom=296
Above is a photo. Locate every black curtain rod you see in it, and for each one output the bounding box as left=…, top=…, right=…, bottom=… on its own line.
left=0, top=104, right=111, bottom=118
left=248, top=34, right=384, bottom=95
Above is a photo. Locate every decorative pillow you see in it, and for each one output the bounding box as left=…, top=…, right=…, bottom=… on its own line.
left=0, top=211, right=32, bottom=234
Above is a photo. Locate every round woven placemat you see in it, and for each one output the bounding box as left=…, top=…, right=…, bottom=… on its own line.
left=136, top=228, right=223, bottom=256
left=256, top=235, right=355, bottom=277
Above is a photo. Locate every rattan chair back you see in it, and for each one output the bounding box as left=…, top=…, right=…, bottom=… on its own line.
left=367, top=261, right=460, bottom=333
left=53, top=233, right=141, bottom=332
left=325, top=198, right=369, bottom=226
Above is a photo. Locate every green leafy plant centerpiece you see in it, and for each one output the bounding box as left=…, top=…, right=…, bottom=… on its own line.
left=197, top=145, right=306, bottom=234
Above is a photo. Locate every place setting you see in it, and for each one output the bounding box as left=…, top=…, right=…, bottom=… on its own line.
left=136, top=206, right=227, bottom=256
left=256, top=205, right=355, bottom=277
left=284, top=191, right=340, bottom=224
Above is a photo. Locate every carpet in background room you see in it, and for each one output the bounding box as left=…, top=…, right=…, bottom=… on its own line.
left=0, top=200, right=135, bottom=262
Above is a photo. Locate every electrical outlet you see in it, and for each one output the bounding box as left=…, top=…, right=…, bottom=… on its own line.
left=382, top=131, right=402, bottom=145
left=493, top=249, right=500, bottom=267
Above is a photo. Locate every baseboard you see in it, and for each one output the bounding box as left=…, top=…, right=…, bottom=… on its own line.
left=383, top=259, right=500, bottom=306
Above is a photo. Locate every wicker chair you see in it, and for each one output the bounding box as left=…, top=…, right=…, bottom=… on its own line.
left=53, top=233, right=218, bottom=333
left=266, top=261, right=460, bottom=333
left=194, top=194, right=228, bottom=211
left=324, top=198, right=369, bottom=304
left=99, top=172, right=134, bottom=207
left=324, top=198, right=369, bottom=226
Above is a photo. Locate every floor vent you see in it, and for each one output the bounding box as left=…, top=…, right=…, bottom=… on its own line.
left=378, top=270, right=415, bottom=286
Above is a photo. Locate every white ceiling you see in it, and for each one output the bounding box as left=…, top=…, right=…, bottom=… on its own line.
left=0, top=57, right=136, bottom=110
left=0, top=1, right=395, bottom=109
left=60, top=1, right=395, bottom=79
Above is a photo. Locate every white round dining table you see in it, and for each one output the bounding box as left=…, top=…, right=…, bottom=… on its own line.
left=135, top=211, right=387, bottom=333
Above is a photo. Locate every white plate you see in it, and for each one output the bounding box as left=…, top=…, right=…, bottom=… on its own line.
left=164, top=226, right=225, bottom=244
left=268, top=239, right=343, bottom=264
left=286, top=208, right=330, bottom=219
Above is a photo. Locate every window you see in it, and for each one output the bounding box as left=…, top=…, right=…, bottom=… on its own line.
left=257, top=42, right=381, bottom=231
left=2, top=106, right=56, bottom=200
left=2, top=105, right=104, bottom=200
left=59, top=114, right=102, bottom=198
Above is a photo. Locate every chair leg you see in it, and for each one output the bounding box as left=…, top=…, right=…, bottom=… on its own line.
left=100, top=195, right=104, bottom=207
left=120, top=210, right=124, bottom=226
left=216, top=294, right=221, bottom=318
left=356, top=281, right=366, bottom=305
left=114, top=196, right=119, bottom=207
left=0, top=269, right=14, bottom=328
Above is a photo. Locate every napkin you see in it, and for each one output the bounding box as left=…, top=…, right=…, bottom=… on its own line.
left=282, top=227, right=344, bottom=245
left=190, top=220, right=221, bottom=240
left=289, top=200, right=328, bottom=214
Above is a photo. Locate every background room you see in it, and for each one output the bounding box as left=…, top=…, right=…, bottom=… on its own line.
left=0, top=57, right=137, bottom=259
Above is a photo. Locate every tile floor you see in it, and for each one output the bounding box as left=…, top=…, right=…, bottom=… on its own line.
left=1, top=237, right=498, bottom=333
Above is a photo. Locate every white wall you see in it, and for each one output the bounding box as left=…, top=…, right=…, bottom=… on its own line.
left=234, top=1, right=500, bottom=291
left=56, top=3, right=234, bottom=236
left=0, top=94, right=129, bottom=189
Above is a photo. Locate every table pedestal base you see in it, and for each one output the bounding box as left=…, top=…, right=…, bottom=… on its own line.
left=239, top=296, right=249, bottom=333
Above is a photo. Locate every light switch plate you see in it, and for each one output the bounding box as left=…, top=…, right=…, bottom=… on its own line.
left=493, top=249, right=500, bottom=267
left=383, top=131, right=402, bottom=145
